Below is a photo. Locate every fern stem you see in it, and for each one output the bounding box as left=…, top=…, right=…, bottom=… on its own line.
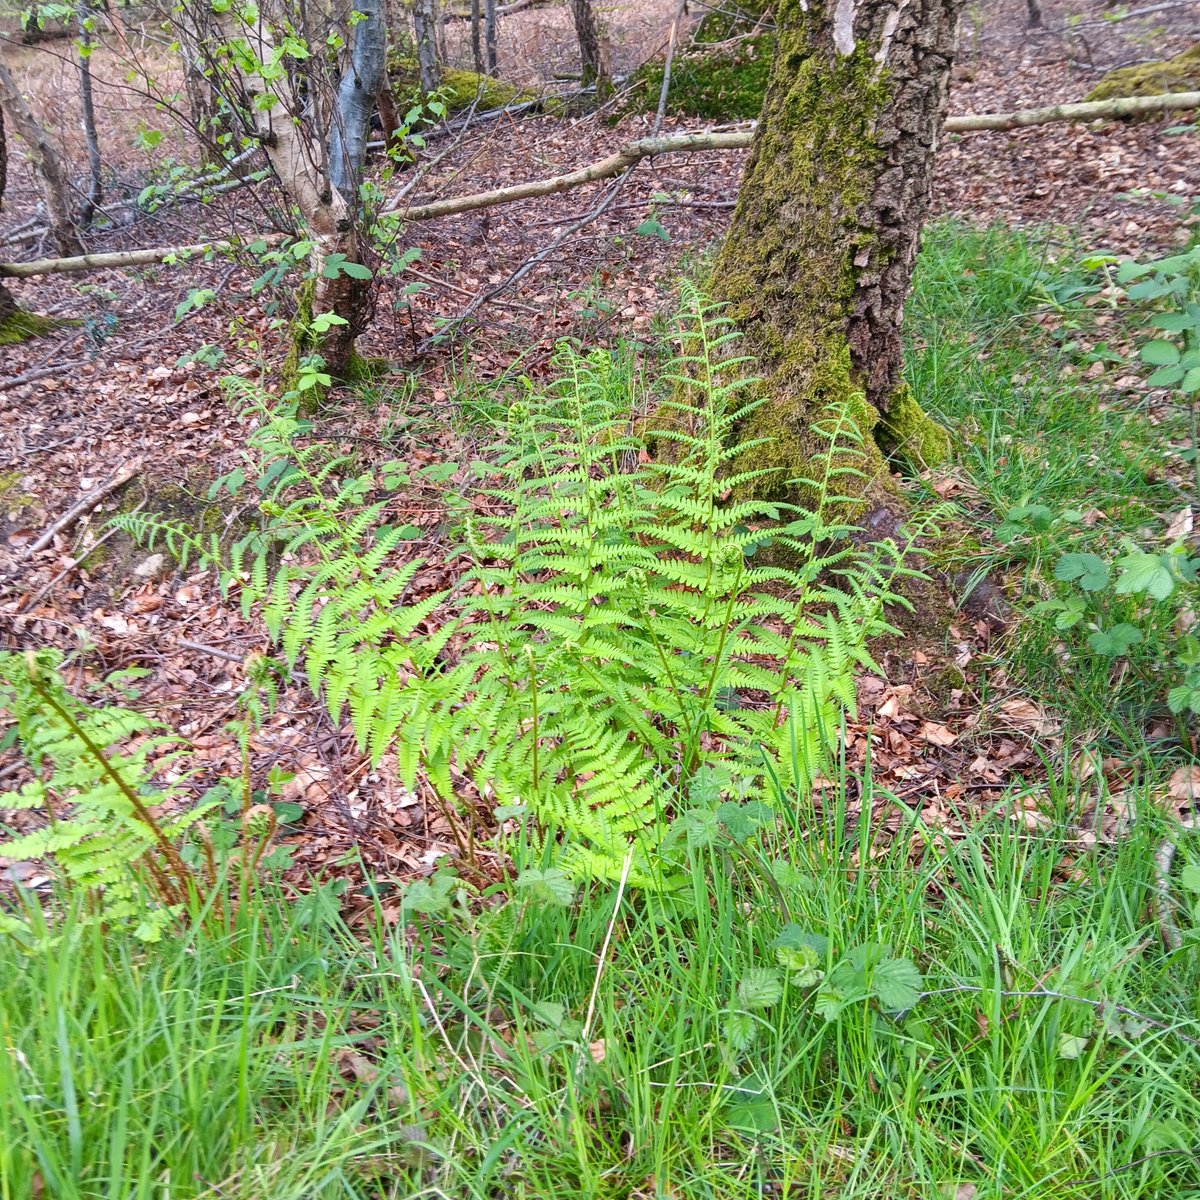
left=526, top=647, right=540, bottom=795
left=30, top=679, right=193, bottom=906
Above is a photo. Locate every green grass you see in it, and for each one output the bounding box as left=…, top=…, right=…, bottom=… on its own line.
left=3, top=771, right=1199, bottom=1199
left=905, top=222, right=1194, bottom=746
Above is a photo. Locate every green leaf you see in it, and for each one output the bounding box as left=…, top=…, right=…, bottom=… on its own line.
left=515, top=867, right=576, bottom=907
left=722, top=1010, right=757, bottom=1052
left=634, top=217, right=671, bottom=242
left=870, top=957, right=922, bottom=1012
left=530, top=1000, right=566, bottom=1028
left=271, top=801, right=305, bottom=825
left=1182, top=367, right=1200, bottom=395
left=1114, top=551, right=1176, bottom=601
left=1179, top=863, right=1200, bottom=893
left=1087, top=623, right=1144, bottom=656
left=400, top=872, right=458, bottom=917
left=688, top=763, right=732, bottom=805
left=736, top=968, right=783, bottom=1010
left=715, top=800, right=772, bottom=843
left=1147, top=365, right=1186, bottom=387
left=418, top=462, right=458, bottom=483
left=1054, top=552, right=1109, bottom=592
left=1058, top=1033, right=1090, bottom=1060
left=677, top=807, right=720, bottom=848
left=1149, top=313, right=1195, bottom=332
left=309, top=310, right=349, bottom=333
left=1141, top=339, right=1181, bottom=366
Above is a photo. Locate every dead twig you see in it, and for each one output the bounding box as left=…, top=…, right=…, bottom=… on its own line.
left=21, top=462, right=139, bottom=559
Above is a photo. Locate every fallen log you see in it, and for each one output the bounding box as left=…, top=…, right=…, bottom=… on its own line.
left=2, top=91, right=1196, bottom=280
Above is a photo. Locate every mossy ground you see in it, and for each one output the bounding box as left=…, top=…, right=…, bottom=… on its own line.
left=0, top=306, right=65, bottom=346
left=1086, top=42, right=1200, bottom=101
left=620, top=0, right=773, bottom=122
left=623, top=37, right=772, bottom=122
left=89, top=470, right=252, bottom=591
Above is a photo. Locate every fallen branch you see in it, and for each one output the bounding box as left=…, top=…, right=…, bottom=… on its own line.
left=387, top=130, right=752, bottom=218
left=22, top=462, right=138, bottom=558
left=443, top=0, right=553, bottom=19
left=0, top=234, right=287, bottom=279
left=0, top=359, right=87, bottom=393
left=944, top=90, right=1200, bottom=131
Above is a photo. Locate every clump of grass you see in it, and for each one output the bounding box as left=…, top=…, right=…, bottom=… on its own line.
left=905, top=222, right=1191, bottom=745
left=4, top=766, right=1198, bottom=1199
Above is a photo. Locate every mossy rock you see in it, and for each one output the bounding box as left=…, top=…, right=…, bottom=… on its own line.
left=0, top=306, right=65, bottom=346
left=387, top=50, right=534, bottom=113
left=1086, top=43, right=1200, bottom=102
left=621, top=0, right=774, bottom=122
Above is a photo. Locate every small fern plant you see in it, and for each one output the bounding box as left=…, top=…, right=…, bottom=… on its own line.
left=0, top=651, right=219, bottom=940
left=115, top=286, right=924, bottom=889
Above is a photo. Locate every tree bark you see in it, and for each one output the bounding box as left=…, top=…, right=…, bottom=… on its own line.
left=0, top=62, right=84, bottom=258
left=570, top=0, right=608, bottom=92
left=0, top=101, right=14, bottom=326
left=414, top=0, right=441, bottom=94
left=76, top=0, right=103, bottom=229
left=329, top=0, right=387, bottom=198
left=713, top=0, right=966, bottom=505
left=471, top=0, right=483, bottom=72
left=484, top=0, right=497, bottom=73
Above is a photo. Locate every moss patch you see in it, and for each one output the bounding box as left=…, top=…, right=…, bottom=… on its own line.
left=622, top=0, right=774, bottom=122
left=387, top=50, right=533, bottom=113
left=878, top=384, right=951, bottom=469
left=439, top=67, right=531, bottom=111
left=0, top=306, right=65, bottom=346
left=1086, top=43, right=1200, bottom=101
left=624, top=37, right=773, bottom=122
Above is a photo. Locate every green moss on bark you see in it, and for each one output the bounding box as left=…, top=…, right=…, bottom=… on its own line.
left=878, top=383, right=951, bottom=468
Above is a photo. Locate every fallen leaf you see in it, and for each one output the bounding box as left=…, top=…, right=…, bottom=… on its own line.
left=921, top=721, right=956, bottom=747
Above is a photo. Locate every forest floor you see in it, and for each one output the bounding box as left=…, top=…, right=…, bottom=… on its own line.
left=2, top=0, right=1199, bottom=890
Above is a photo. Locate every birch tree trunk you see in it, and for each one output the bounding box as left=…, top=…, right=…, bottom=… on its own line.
left=238, top=11, right=363, bottom=377
left=0, top=62, right=84, bottom=257
left=329, top=0, right=386, bottom=198
left=714, top=0, right=965, bottom=512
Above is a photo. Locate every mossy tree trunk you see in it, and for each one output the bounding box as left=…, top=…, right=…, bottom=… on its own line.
left=714, top=0, right=964, bottom=512
left=571, top=0, right=608, bottom=94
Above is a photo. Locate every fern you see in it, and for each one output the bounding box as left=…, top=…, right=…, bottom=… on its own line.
left=113, top=288, right=929, bottom=890
left=0, top=652, right=220, bottom=939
